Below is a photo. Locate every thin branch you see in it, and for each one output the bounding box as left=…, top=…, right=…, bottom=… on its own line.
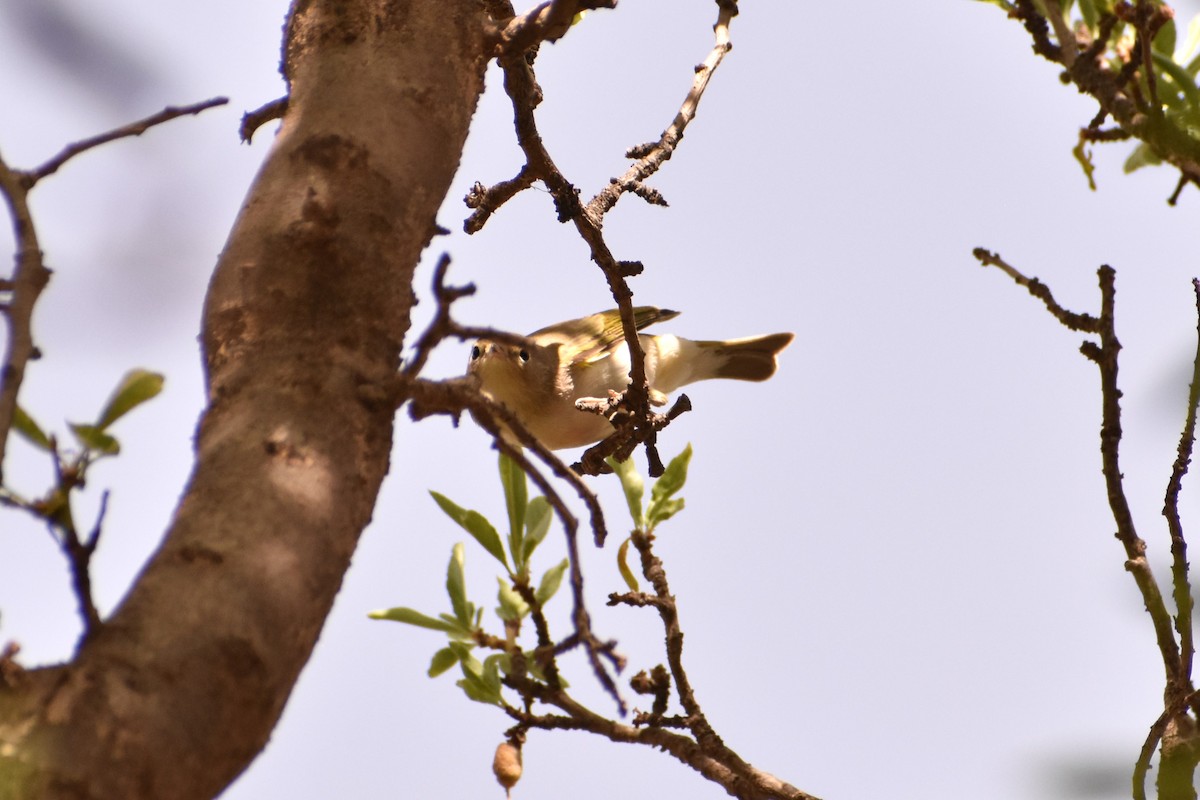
left=1164, top=279, right=1200, bottom=704
left=972, top=248, right=1100, bottom=332
left=483, top=0, right=617, bottom=57
left=466, top=1, right=738, bottom=476
left=0, top=97, right=228, bottom=483
left=63, top=490, right=109, bottom=645
left=613, top=529, right=714, bottom=746
left=586, top=0, right=738, bottom=220
left=29, top=97, right=229, bottom=185
left=980, top=255, right=1187, bottom=699
left=1089, top=267, right=1185, bottom=692
left=0, top=151, right=50, bottom=484
left=240, top=96, right=288, bottom=144
left=504, top=674, right=820, bottom=800
left=393, top=258, right=626, bottom=705
left=496, top=438, right=625, bottom=709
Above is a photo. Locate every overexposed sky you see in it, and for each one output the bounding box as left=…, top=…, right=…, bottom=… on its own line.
left=3, top=2, right=1200, bottom=798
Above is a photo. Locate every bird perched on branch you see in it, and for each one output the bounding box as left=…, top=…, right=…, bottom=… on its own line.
left=468, top=307, right=793, bottom=450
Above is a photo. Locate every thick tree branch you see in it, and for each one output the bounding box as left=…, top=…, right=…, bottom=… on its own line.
left=0, top=4, right=486, bottom=798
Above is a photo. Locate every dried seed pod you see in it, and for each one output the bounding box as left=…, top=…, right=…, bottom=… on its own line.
left=493, top=741, right=523, bottom=796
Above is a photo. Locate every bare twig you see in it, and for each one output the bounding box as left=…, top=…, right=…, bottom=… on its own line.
left=586, top=0, right=737, bottom=220
left=29, top=97, right=229, bottom=185
left=972, top=248, right=1100, bottom=332
left=981, top=253, right=1200, bottom=796
left=62, top=490, right=110, bottom=645
left=240, top=96, right=288, bottom=144
left=981, top=256, right=1185, bottom=688
left=504, top=667, right=819, bottom=799
left=0, top=97, right=228, bottom=483
left=1164, top=279, right=1200, bottom=706
left=612, top=529, right=715, bottom=747
left=0, top=151, right=50, bottom=484
left=483, top=0, right=617, bottom=57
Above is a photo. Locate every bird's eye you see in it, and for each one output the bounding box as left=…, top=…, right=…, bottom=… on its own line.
left=470, top=345, right=481, bottom=360
left=518, top=349, right=530, bottom=363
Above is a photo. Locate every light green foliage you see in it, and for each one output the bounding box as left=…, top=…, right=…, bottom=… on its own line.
left=370, top=453, right=568, bottom=706
left=372, top=448, right=696, bottom=706
left=976, top=0, right=1200, bottom=180
left=3, top=368, right=164, bottom=534
left=608, top=445, right=693, bottom=592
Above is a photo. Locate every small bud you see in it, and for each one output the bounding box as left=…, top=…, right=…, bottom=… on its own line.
left=493, top=741, right=522, bottom=796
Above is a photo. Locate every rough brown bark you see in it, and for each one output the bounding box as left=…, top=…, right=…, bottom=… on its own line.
left=0, top=2, right=486, bottom=797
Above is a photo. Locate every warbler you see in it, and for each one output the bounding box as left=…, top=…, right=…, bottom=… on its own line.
left=468, top=307, right=793, bottom=450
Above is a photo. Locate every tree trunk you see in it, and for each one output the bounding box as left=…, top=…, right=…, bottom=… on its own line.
left=0, top=2, right=486, bottom=797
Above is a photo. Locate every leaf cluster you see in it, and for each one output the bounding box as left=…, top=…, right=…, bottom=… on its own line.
left=3, top=369, right=163, bottom=532
left=609, top=444, right=692, bottom=592
left=370, top=453, right=568, bottom=705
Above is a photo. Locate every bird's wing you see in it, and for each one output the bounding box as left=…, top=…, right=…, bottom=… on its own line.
left=531, top=307, right=680, bottom=365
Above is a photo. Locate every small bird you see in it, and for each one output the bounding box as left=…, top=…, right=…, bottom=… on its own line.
left=468, top=307, right=794, bottom=450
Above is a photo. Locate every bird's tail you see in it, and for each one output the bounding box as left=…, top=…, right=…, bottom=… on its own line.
left=701, top=332, right=795, bottom=382
left=647, top=332, right=795, bottom=393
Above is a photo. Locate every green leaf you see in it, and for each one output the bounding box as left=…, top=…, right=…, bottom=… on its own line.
left=95, top=369, right=164, bottom=430
left=368, top=606, right=460, bottom=633
left=616, top=537, right=639, bottom=592
left=1154, top=17, right=1177, bottom=57
left=68, top=423, right=120, bottom=455
left=499, top=452, right=527, bottom=553
left=972, top=0, right=1015, bottom=9
left=1151, top=50, right=1200, bottom=111
left=647, top=497, right=685, bottom=528
left=535, top=558, right=569, bottom=606
left=521, top=496, right=552, bottom=563
left=650, top=444, right=692, bottom=502
left=1123, top=141, right=1162, bottom=173
left=456, top=651, right=503, bottom=705
left=428, top=646, right=459, bottom=677
left=646, top=444, right=691, bottom=527
left=430, top=491, right=509, bottom=569
left=496, top=577, right=530, bottom=621
left=12, top=406, right=51, bottom=451
left=1079, top=0, right=1097, bottom=31
left=606, top=453, right=645, bottom=528
left=446, top=542, right=472, bottom=628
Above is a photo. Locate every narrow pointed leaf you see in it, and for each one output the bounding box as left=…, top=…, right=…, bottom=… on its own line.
left=521, top=496, right=552, bottom=563
left=607, top=454, right=645, bottom=528
left=616, top=538, right=639, bottom=592
left=650, top=444, right=692, bottom=505
left=446, top=542, right=471, bottom=627
left=499, top=452, right=527, bottom=556
left=96, top=369, right=164, bottom=430
left=430, top=491, right=508, bottom=569
left=647, top=497, right=685, bottom=528
left=535, top=558, right=569, bottom=606
left=428, top=647, right=459, bottom=677
left=496, top=577, right=530, bottom=621
left=12, top=406, right=51, bottom=451
left=69, top=423, right=120, bottom=455
left=368, top=606, right=459, bottom=633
